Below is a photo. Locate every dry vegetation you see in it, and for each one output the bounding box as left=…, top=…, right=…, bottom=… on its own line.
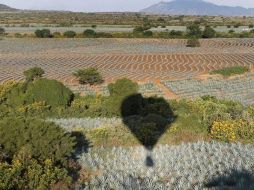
left=0, top=12, right=254, bottom=26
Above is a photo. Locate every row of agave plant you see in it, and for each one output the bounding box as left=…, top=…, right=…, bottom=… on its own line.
left=76, top=141, right=254, bottom=189
left=49, top=117, right=122, bottom=131
left=4, top=38, right=254, bottom=56
left=0, top=38, right=101, bottom=53
left=162, top=73, right=254, bottom=105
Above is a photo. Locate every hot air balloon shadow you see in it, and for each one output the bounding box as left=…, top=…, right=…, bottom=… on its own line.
left=121, top=94, right=176, bottom=167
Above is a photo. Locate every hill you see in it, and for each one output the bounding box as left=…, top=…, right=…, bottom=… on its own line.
left=0, top=4, right=18, bottom=12
left=141, top=0, right=254, bottom=16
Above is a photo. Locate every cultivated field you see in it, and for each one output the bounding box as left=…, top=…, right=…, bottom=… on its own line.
left=1, top=37, right=254, bottom=103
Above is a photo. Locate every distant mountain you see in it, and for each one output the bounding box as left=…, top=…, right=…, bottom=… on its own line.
left=141, top=0, right=254, bottom=16
left=0, top=4, right=18, bottom=12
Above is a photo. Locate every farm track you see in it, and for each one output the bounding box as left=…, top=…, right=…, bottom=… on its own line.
left=1, top=38, right=254, bottom=85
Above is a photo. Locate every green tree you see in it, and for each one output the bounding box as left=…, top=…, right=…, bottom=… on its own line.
left=249, top=24, right=254, bottom=28
left=63, top=30, right=76, bottom=38
left=143, top=30, right=153, bottom=37
left=133, top=26, right=144, bottom=33
left=34, top=29, right=51, bottom=38
left=83, top=29, right=96, bottom=37
left=26, top=79, right=74, bottom=108
left=186, top=24, right=202, bottom=38
left=105, top=78, right=139, bottom=116
left=23, top=67, right=45, bottom=82
left=0, top=117, right=76, bottom=165
left=73, top=68, right=103, bottom=85
left=234, top=23, right=241, bottom=28
left=202, top=26, right=216, bottom=38
left=228, top=29, right=235, bottom=34
left=108, top=78, right=138, bottom=97
left=169, top=30, right=183, bottom=37
left=0, top=27, right=5, bottom=35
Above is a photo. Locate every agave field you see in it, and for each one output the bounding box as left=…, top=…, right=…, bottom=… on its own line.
left=162, top=73, right=254, bottom=105
left=1, top=38, right=254, bottom=82
left=1, top=38, right=254, bottom=102
left=49, top=117, right=122, bottom=131
left=79, top=142, right=254, bottom=189
left=48, top=118, right=254, bottom=189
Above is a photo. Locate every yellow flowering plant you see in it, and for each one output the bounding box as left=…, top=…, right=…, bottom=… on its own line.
left=210, top=119, right=253, bottom=142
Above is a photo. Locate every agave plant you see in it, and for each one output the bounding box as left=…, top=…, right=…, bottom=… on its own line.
left=77, top=141, right=254, bottom=189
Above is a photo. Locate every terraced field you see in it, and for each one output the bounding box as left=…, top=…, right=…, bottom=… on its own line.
left=1, top=38, right=254, bottom=103
left=1, top=38, right=254, bottom=82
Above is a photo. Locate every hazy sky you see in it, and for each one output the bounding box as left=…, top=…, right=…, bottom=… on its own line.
left=1, top=0, right=254, bottom=12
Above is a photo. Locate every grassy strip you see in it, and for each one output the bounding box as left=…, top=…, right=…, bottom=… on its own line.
left=210, top=66, right=249, bottom=77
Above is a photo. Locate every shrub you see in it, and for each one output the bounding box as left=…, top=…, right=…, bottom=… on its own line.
left=73, top=68, right=103, bottom=85
left=234, top=23, right=241, bottom=28
left=210, top=120, right=237, bottom=142
left=186, top=38, right=201, bottom=47
left=14, top=33, right=22, bottom=38
left=17, top=101, right=51, bottom=115
left=133, top=26, right=145, bottom=33
left=69, top=95, right=104, bottom=117
left=0, top=118, right=76, bottom=165
left=23, top=67, right=45, bottom=82
left=0, top=27, right=5, bottom=35
left=83, top=29, right=96, bottom=37
left=186, top=24, right=202, bottom=38
left=190, top=97, right=243, bottom=128
left=228, top=29, right=235, bottom=34
left=143, top=30, right=153, bottom=37
left=210, top=119, right=254, bottom=142
left=210, top=66, right=249, bottom=77
left=169, top=30, right=184, bottom=38
left=53, top=32, right=61, bottom=38
left=108, top=78, right=138, bottom=97
left=34, top=29, right=51, bottom=38
left=0, top=154, right=71, bottom=190
left=249, top=24, right=254, bottom=28
left=4, top=83, right=27, bottom=107
left=95, top=32, right=113, bottom=38
left=105, top=79, right=139, bottom=116
left=63, top=30, right=76, bottom=38
left=202, top=26, right=216, bottom=38
left=26, top=79, right=74, bottom=108
left=0, top=81, right=18, bottom=104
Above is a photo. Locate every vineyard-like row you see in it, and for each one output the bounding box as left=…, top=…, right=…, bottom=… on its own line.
left=1, top=38, right=254, bottom=54
left=78, top=141, right=254, bottom=189
left=1, top=38, right=254, bottom=104
left=1, top=52, right=253, bottom=83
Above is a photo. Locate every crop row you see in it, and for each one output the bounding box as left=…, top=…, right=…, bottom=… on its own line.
left=162, top=73, right=254, bottom=105
left=1, top=38, right=254, bottom=54
left=65, top=82, right=164, bottom=97
left=77, top=141, right=254, bottom=189
left=1, top=53, right=253, bottom=83
left=49, top=117, right=122, bottom=131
